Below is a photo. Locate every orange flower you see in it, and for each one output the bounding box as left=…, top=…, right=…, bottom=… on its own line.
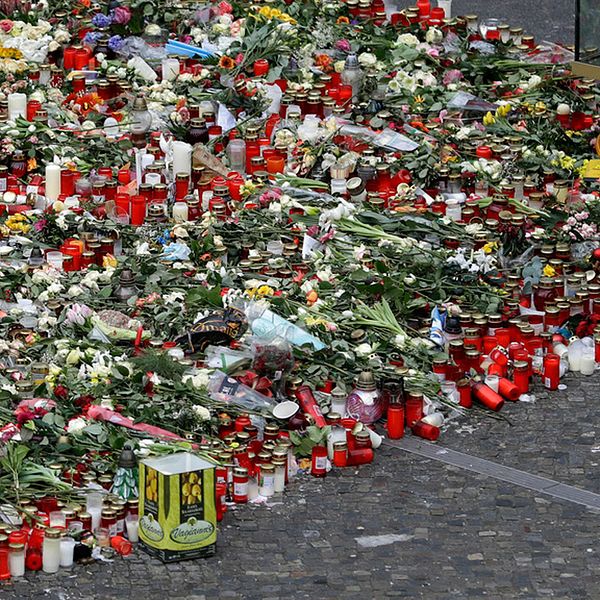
left=75, top=92, right=103, bottom=116
left=336, top=16, right=350, bottom=24
left=306, top=290, right=319, bottom=305
left=27, top=158, right=37, bottom=172
left=314, top=54, right=333, bottom=73
left=218, top=55, right=235, bottom=70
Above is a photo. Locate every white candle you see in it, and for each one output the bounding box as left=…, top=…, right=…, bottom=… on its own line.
left=125, top=516, right=139, bottom=543
left=172, top=200, right=189, bottom=222
left=437, top=0, right=452, bottom=18
left=59, top=537, right=75, bottom=567
left=162, top=58, right=180, bottom=81
left=7, top=93, right=26, bottom=121
left=172, top=141, right=192, bottom=177
left=273, top=463, right=285, bottom=493
left=8, top=545, right=25, bottom=576
left=88, top=506, right=102, bottom=532
left=580, top=351, right=596, bottom=376
left=45, top=164, right=61, bottom=202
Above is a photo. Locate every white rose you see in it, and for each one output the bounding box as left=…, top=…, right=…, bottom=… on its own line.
left=394, top=333, right=407, bottom=348
left=66, top=417, right=87, bottom=434
left=192, top=404, right=211, bottom=420
left=425, top=28, right=443, bottom=44
left=67, top=285, right=83, bottom=297
left=358, top=52, right=377, bottom=68
left=396, top=33, right=419, bottom=47
left=355, top=343, right=373, bottom=356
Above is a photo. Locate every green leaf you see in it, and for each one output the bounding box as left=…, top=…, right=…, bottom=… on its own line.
left=42, top=413, right=55, bottom=426
left=83, top=424, right=104, bottom=436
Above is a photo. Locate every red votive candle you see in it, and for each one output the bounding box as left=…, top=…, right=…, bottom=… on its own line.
left=472, top=382, right=504, bottom=411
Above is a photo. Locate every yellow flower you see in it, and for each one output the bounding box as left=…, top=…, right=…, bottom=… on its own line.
left=5, top=214, right=30, bottom=233
left=560, top=155, right=575, bottom=171
left=103, top=254, right=117, bottom=268
left=543, top=264, right=556, bottom=277
left=257, top=5, right=296, bottom=24
left=247, top=285, right=274, bottom=299
left=495, top=104, right=511, bottom=118
left=483, top=112, right=496, bottom=126
left=239, top=181, right=258, bottom=198
left=482, top=241, right=498, bottom=254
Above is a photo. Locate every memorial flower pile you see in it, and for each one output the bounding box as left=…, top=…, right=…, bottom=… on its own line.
left=0, top=0, right=597, bottom=572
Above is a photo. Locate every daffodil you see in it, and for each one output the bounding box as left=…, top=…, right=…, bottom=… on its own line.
left=543, top=264, right=556, bottom=277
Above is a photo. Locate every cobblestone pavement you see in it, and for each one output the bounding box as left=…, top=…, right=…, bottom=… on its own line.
left=3, top=376, right=600, bottom=600
left=407, top=0, right=575, bottom=46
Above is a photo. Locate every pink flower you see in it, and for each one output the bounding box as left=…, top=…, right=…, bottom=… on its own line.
left=230, top=19, right=242, bottom=36
left=111, top=6, right=131, bottom=25
left=0, top=20, right=13, bottom=33
left=33, top=218, right=47, bottom=232
left=217, top=1, right=233, bottom=14
left=426, top=47, right=440, bottom=58
left=442, top=69, right=463, bottom=85
left=335, top=39, right=351, bottom=53
left=235, top=52, right=244, bottom=65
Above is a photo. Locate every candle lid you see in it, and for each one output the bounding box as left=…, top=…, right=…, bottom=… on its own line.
left=355, top=370, right=376, bottom=391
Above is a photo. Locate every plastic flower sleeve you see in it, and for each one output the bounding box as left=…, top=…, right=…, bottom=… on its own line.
left=204, top=345, right=254, bottom=372
left=243, top=301, right=326, bottom=351
left=207, top=370, right=277, bottom=413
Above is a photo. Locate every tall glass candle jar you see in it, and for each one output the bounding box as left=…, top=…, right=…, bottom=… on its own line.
left=42, top=528, right=61, bottom=573
left=311, top=446, right=327, bottom=477
left=259, top=463, right=275, bottom=496
left=272, top=458, right=286, bottom=492
left=8, top=543, right=24, bottom=577
left=233, top=467, right=249, bottom=503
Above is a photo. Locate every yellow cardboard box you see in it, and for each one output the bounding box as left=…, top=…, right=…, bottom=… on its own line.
left=139, top=452, right=216, bottom=562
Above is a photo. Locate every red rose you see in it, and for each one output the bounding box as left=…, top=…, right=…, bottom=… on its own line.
left=54, top=384, right=68, bottom=399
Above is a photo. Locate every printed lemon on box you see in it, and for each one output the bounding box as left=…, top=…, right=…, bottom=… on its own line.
left=139, top=452, right=217, bottom=562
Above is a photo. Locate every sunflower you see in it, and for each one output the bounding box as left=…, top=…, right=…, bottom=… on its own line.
left=218, top=55, right=235, bottom=70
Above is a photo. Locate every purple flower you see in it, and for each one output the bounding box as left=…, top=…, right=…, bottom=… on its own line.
left=111, top=6, right=131, bottom=25
left=91, top=13, right=112, bottom=28
left=108, top=35, right=124, bottom=52
left=83, top=31, right=103, bottom=46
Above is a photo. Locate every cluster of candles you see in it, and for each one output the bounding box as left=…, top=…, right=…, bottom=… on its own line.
left=213, top=400, right=379, bottom=514
left=0, top=493, right=139, bottom=580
